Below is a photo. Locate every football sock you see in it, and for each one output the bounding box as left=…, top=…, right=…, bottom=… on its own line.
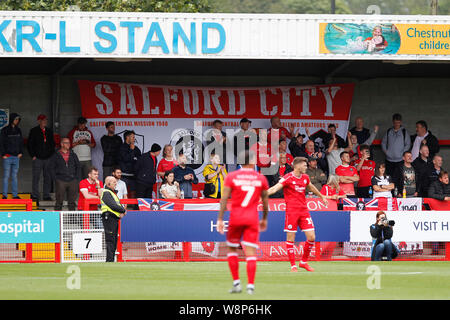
left=286, top=241, right=296, bottom=267
left=246, top=256, right=257, bottom=285
left=301, top=240, right=314, bottom=263
left=227, top=252, right=240, bottom=281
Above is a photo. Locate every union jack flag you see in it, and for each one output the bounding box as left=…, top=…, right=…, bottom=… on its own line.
left=137, top=198, right=175, bottom=211
left=341, top=197, right=398, bottom=211
left=341, top=198, right=380, bottom=211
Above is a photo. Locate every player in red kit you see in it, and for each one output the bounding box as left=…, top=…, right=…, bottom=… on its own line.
left=268, top=157, right=328, bottom=272
left=217, top=150, right=269, bottom=295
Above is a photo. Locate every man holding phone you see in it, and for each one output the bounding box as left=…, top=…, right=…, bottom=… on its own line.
left=355, top=144, right=376, bottom=198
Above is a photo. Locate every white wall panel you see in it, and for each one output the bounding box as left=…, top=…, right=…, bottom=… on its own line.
left=0, top=11, right=448, bottom=60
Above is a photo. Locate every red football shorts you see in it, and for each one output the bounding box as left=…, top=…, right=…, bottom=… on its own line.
left=226, top=222, right=260, bottom=249
left=284, top=210, right=314, bottom=233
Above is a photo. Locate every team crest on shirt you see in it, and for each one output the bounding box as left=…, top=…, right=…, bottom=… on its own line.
left=288, top=224, right=293, bottom=229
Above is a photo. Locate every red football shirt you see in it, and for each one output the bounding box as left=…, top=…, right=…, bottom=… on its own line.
left=279, top=172, right=310, bottom=213
left=335, top=165, right=358, bottom=196
left=250, top=142, right=275, bottom=168
left=268, top=127, right=292, bottom=142
left=224, top=168, right=269, bottom=225
left=320, top=184, right=346, bottom=197
left=354, top=159, right=376, bottom=188
left=78, top=179, right=104, bottom=210
left=285, top=153, right=294, bottom=165
left=157, top=158, right=178, bottom=174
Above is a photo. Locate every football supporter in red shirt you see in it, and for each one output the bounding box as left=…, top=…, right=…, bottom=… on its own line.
left=335, top=151, right=360, bottom=197
left=217, top=150, right=269, bottom=295
left=278, top=139, right=294, bottom=165
left=156, top=144, right=178, bottom=179
left=267, top=116, right=295, bottom=142
left=268, top=157, right=328, bottom=272
left=320, top=175, right=347, bottom=200
left=354, top=144, right=376, bottom=198
left=78, top=166, right=104, bottom=210
left=250, top=129, right=275, bottom=170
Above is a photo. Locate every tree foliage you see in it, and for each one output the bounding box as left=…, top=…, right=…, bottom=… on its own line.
left=0, top=0, right=448, bottom=15
left=209, top=0, right=450, bottom=15
left=0, top=0, right=212, bottom=12
left=209, top=0, right=351, bottom=14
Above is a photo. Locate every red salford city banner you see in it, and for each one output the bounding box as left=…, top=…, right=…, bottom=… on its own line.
left=78, top=80, right=354, bottom=182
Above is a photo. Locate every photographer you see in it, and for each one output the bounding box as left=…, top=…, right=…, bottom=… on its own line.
left=370, top=211, right=399, bottom=261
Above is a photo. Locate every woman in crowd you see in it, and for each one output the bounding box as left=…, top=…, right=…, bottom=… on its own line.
left=371, top=163, right=395, bottom=198
left=157, top=144, right=178, bottom=178
left=320, top=174, right=346, bottom=200
left=156, top=144, right=178, bottom=198
left=202, top=153, right=227, bottom=199
left=160, top=170, right=181, bottom=199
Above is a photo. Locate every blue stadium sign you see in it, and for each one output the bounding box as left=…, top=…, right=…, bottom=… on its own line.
left=121, top=211, right=350, bottom=242
left=0, top=212, right=60, bottom=243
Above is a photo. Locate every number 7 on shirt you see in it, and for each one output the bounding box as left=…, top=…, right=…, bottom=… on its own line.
left=240, top=186, right=255, bottom=207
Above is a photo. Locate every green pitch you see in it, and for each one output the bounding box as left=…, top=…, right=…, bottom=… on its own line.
left=1, top=261, right=449, bottom=300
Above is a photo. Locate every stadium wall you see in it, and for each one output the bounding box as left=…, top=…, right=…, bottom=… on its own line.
left=0, top=74, right=448, bottom=193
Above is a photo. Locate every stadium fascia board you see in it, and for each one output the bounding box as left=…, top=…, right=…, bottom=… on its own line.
left=0, top=11, right=449, bottom=60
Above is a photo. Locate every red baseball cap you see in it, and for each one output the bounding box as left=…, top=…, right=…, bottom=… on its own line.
left=37, top=114, right=47, bottom=121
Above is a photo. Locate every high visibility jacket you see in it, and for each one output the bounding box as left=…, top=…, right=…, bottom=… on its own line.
left=101, top=188, right=123, bottom=218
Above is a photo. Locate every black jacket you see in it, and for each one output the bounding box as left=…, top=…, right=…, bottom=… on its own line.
left=309, top=129, right=347, bottom=150
left=118, top=143, right=141, bottom=175
left=101, top=187, right=126, bottom=215
left=370, top=223, right=398, bottom=260
left=27, top=125, right=55, bottom=160
left=410, top=131, right=440, bottom=158
left=428, top=180, right=450, bottom=201
left=412, top=157, right=433, bottom=197
left=0, top=112, right=23, bottom=156
left=101, top=134, right=123, bottom=167
left=349, top=127, right=371, bottom=145
left=49, top=149, right=81, bottom=182
left=288, top=140, right=308, bottom=158
left=135, top=151, right=158, bottom=186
